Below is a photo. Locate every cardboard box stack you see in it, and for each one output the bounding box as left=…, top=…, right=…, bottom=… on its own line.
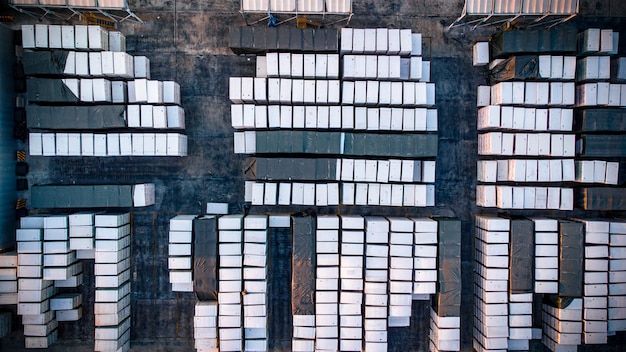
left=364, top=216, right=389, bottom=351
left=608, top=221, right=626, bottom=334
left=69, top=212, right=96, bottom=260
left=413, top=218, right=438, bottom=297
left=233, top=28, right=438, bottom=208
left=194, top=301, right=218, bottom=351
left=542, top=298, right=583, bottom=352
left=50, top=293, right=82, bottom=322
left=94, top=213, right=131, bottom=352
left=473, top=215, right=509, bottom=352
left=387, top=217, right=413, bottom=327
left=532, top=218, right=559, bottom=294
left=22, top=24, right=188, bottom=158
left=43, top=216, right=80, bottom=282
left=315, top=214, right=340, bottom=351
left=17, top=216, right=57, bottom=348
left=339, top=215, right=364, bottom=351
left=0, top=252, right=18, bottom=305
left=243, top=215, right=268, bottom=351
left=218, top=215, right=243, bottom=352
left=168, top=215, right=195, bottom=292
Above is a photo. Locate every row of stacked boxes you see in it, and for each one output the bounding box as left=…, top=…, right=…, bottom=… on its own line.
left=21, top=24, right=188, bottom=158
left=290, top=215, right=461, bottom=352
left=231, top=27, right=438, bottom=209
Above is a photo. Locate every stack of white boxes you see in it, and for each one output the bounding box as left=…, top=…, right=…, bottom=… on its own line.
left=473, top=215, right=509, bottom=352
left=292, top=314, right=315, bottom=351
left=23, top=24, right=188, bottom=158
left=576, top=29, right=622, bottom=107
left=243, top=215, right=268, bottom=351
left=217, top=215, right=243, bottom=352
left=578, top=220, right=609, bottom=344
left=194, top=301, right=218, bottom=351
left=387, top=217, right=413, bottom=327
left=364, top=217, right=389, bottom=351
left=541, top=298, right=583, bottom=352
left=532, top=218, right=559, bottom=294
left=315, top=214, right=340, bottom=351
left=575, top=160, right=620, bottom=185
left=339, top=214, right=364, bottom=351
left=233, top=28, right=438, bottom=208
left=609, top=221, right=626, bottom=334
left=69, top=212, right=96, bottom=260
left=429, top=307, right=461, bottom=352
left=17, top=216, right=57, bottom=348
left=168, top=215, right=195, bottom=292
left=94, top=213, right=131, bottom=352
left=43, top=216, right=80, bottom=282
left=413, top=218, right=438, bottom=297
left=476, top=50, right=576, bottom=211
left=508, top=292, right=533, bottom=350
left=50, top=293, right=82, bottom=322
left=0, top=252, right=17, bottom=305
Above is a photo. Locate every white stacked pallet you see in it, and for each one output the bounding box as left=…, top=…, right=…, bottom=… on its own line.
left=293, top=314, right=316, bottom=351
left=477, top=159, right=575, bottom=183
left=42, top=216, right=78, bottom=282
left=578, top=29, right=619, bottom=56
left=473, top=215, right=509, bottom=352
left=194, top=301, right=218, bottom=352
left=507, top=293, right=533, bottom=351
left=31, top=132, right=188, bottom=157
left=532, top=218, right=559, bottom=294
left=217, top=214, right=243, bottom=352
left=478, top=106, right=574, bottom=131
left=315, top=215, right=340, bottom=352
left=243, top=215, right=268, bottom=352
left=364, top=217, right=389, bottom=352
left=542, top=299, right=583, bottom=352
left=609, top=221, right=626, bottom=334
left=477, top=132, right=575, bottom=157
left=578, top=220, right=609, bottom=344
left=430, top=307, right=461, bottom=352
left=338, top=215, right=364, bottom=352
left=576, top=83, right=626, bottom=107
left=69, top=212, right=95, bottom=259
left=94, top=213, right=131, bottom=352
left=387, top=217, right=413, bottom=327
left=50, top=293, right=82, bottom=322
left=476, top=186, right=573, bottom=210
left=0, top=252, right=18, bottom=305
left=17, top=216, right=58, bottom=349
left=264, top=53, right=340, bottom=79
left=575, top=160, right=620, bottom=185
left=412, top=218, right=437, bottom=297
left=22, top=24, right=115, bottom=51
left=168, top=215, right=195, bottom=292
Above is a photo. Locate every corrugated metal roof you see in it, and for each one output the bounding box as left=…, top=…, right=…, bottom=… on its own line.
left=466, top=0, right=493, bottom=15
left=494, top=0, right=521, bottom=14
left=551, top=0, right=577, bottom=14
left=325, top=0, right=350, bottom=13
left=270, top=0, right=296, bottom=12
left=522, top=0, right=549, bottom=14
left=297, top=0, right=323, bottom=12
left=242, top=0, right=269, bottom=11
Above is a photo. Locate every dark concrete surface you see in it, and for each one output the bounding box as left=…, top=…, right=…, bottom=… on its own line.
left=1, top=0, right=626, bottom=350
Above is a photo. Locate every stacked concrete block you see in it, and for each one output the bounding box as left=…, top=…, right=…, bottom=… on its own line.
left=43, top=216, right=79, bottom=282
left=194, top=301, right=218, bottom=351
left=0, top=252, right=18, bottom=305
left=364, top=217, right=389, bottom=351
left=412, top=218, right=438, bottom=296
left=387, top=217, right=413, bottom=327
left=168, top=215, right=195, bottom=292
left=293, top=315, right=316, bottom=352
left=578, top=220, right=609, bottom=344
left=218, top=215, right=243, bottom=352
left=609, top=221, right=626, bottom=334
left=69, top=213, right=95, bottom=259
left=50, top=293, right=82, bottom=322
left=17, top=216, right=57, bottom=349
left=473, top=215, right=510, bottom=352
left=542, top=299, right=583, bottom=352
left=94, top=213, right=131, bottom=352
left=338, top=215, right=364, bottom=351
left=532, top=218, right=559, bottom=294
left=315, top=215, right=340, bottom=351
left=243, top=215, right=268, bottom=352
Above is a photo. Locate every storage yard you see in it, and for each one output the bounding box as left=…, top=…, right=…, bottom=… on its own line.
left=0, top=0, right=626, bottom=351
